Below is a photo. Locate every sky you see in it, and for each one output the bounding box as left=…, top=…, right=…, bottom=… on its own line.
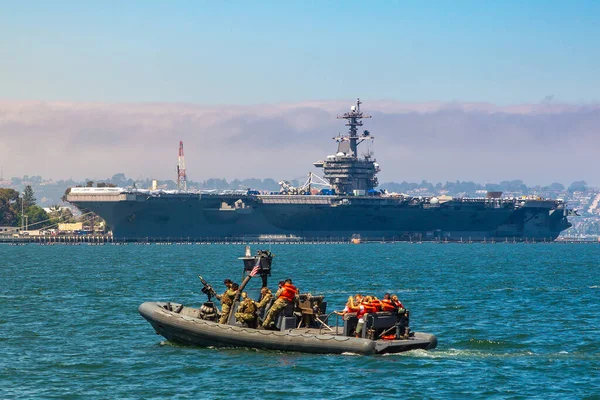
left=1, top=1, right=599, bottom=185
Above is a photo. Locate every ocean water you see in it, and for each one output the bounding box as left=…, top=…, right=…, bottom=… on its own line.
left=1, top=243, right=599, bottom=399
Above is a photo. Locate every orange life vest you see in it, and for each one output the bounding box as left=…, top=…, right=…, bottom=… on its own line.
left=279, top=283, right=298, bottom=302
left=362, top=301, right=378, bottom=314
left=347, top=304, right=360, bottom=313
left=381, top=299, right=396, bottom=312
left=356, top=305, right=366, bottom=319
left=370, top=299, right=382, bottom=311
left=393, top=300, right=404, bottom=309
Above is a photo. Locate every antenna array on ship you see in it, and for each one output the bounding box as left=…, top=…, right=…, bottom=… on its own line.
left=177, top=140, right=187, bottom=191
left=313, top=98, right=380, bottom=195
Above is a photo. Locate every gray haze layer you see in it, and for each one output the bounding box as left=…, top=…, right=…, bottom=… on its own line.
left=0, top=100, right=597, bottom=186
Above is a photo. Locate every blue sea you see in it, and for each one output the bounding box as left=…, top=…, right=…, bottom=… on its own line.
left=1, top=243, right=599, bottom=399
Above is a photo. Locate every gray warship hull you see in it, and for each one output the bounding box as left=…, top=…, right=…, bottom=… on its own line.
left=68, top=189, right=571, bottom=241
left=138, top=301, right=437, bottom=355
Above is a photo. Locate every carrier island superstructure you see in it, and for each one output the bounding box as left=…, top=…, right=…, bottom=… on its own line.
left=67, top=99, right=573, bottom=242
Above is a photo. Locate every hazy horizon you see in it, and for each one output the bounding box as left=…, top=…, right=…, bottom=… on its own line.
left=1, top=99, right=598, bottom=187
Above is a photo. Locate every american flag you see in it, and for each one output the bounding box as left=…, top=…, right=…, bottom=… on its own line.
left=249, top=263, right=260, bottom=277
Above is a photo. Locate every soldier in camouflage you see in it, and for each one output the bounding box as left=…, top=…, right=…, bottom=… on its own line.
left=216, top=279, right=237, bottom=324
left=253, top=287, right=273, bottom=324
left=235, top=292, right=258, bottom=328
left=261, top=279, right=298, bottom=329
left=254, top=287, right=273, bottom=312
left=274, top=280, right=285, bottom=298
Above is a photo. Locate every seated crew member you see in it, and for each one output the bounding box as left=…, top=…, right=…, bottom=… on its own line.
left=235, top=292, right=258, bottom=328
left=381, top=293, right=397, bottom=312
left=370, top=296, right=382, bottom=311
left=335, top=295, right=360, bottom=316
left=254, top=287, right=274, bottom=314
left=274, top=280, right=285, bottom=298
left=261, top=278, right=298, bottom=329
left=391, top=294, right=404, bottom=310
left=218, top=281, right=238, bottom=324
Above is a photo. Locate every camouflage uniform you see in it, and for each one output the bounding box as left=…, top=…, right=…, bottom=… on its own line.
left=274, top=287, right=283, bottom=299
left=218, top=288, right=237, bottom=324
left=262, top=281, right=298, bottom=329
left=235, top=297, right=258, bottom=328
left=261, top=297, right=289, bottom=328
left=255, top=290, right=273, bottom=311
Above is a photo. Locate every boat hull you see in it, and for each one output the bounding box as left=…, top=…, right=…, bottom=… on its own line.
left=139, top=302, right=437, bottom=355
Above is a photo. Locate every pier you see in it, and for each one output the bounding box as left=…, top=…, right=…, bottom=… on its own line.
left=1, top=234, right=597, bottom=245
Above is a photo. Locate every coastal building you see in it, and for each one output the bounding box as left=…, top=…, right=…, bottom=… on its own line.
left=0, top=226, right=20, bottom=236
left=58, top=222, right=83, bottom=232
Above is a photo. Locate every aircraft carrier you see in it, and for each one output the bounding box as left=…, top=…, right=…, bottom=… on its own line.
left=67, top=99, right=573, bottom=242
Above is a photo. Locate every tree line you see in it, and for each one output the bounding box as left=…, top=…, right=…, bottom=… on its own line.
left=0, top=185, right=74, bottom=229
left=379, top=180, right=588, bottom=196
left=79, top=174, right=590, bottom=194
left=4, top=173, right=592, bottom=209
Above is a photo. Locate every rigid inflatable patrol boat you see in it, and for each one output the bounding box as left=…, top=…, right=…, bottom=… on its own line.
left=138, top=247, right=437, bottom=355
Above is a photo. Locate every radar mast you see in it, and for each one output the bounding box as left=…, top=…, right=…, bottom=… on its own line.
left=314, top=99, right=380, bottom=194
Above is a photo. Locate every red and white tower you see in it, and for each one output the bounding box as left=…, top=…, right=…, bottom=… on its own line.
left=177, top=140, right=187, bottom=190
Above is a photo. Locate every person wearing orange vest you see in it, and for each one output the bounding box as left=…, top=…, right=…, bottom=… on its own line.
left=335, top=295, right=360, bottom=316
left=261, top=278, right=298, bottom=329
left=274, top=280, right=285, bottom=298
left=381, top=293, right=397, bottom=312
left=370, top=296, right=383, bottom=311
left=355, top=296, right=379, bottom=338
left=392, top=294, right=409, bottom=338
left=354, top=293, right=363, bottom=305
left=391, top=294, right=404, bottom=310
